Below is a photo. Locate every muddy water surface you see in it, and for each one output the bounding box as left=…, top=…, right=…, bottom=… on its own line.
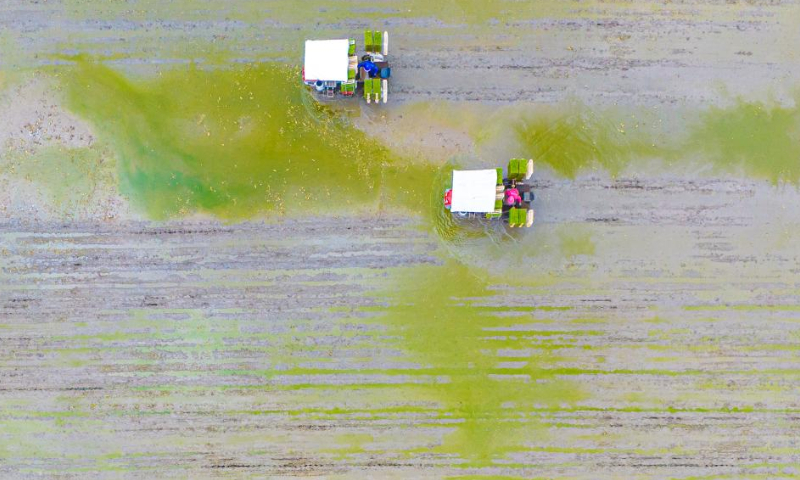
left=2, top=36, right=800, bottom=477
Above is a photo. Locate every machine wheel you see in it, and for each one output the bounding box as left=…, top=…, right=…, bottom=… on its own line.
left=525, top=159, right=534, bottom=180
left=526, top=209, right=534, bottom=227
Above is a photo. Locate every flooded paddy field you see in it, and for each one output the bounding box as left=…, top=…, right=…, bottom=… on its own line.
left=2, top=1, right=800, bottom=478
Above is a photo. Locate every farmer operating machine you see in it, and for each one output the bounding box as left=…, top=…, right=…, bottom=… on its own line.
left=303, top=30, right=390, bottom=103
left=444, top=159, right=536, bottom=228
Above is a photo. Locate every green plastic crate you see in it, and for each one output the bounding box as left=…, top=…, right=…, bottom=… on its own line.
left=508, top=160, right=518, bottom=181
left=364, top=30, right=373, bottom=52
left=511, top=158, right=528, bottom=180
left=348, top=68, right=356, bottom=80
left=496, top=167, right=503, bottom=185
left=364, top=78, right=374, bottom=98
left=373, top=30, right=382, bottom=53
left=517, top=208, right=529, bottom=227
left=515, top=158, right=527, bottom=180
left=509, top=207, right=519, bottom=227
left=348, top=39, right=356, bottom=56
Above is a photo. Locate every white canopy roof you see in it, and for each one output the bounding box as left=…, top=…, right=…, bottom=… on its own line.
left=304, top=39, right=349, bottom=82
left=450, top=169, right=498, bottom=213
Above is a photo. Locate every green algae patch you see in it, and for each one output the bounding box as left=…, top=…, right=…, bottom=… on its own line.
left=514, top=97, right=800, bottom=184
left=688, top=97, right=800, bottom=184
left=376, top=261, right=585, bottom=465
left=514, top=105, right=660, bottom=179
left=57, top=59, right=432, bottom=219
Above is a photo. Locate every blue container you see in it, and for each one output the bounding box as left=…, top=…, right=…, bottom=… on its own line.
left=380, top=67, right=391, bottom=79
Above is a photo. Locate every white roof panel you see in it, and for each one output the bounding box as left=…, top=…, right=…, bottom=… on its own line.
left=450, top=169, right=498, bottom=213
left=304, top=39, right=349, bottom=82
